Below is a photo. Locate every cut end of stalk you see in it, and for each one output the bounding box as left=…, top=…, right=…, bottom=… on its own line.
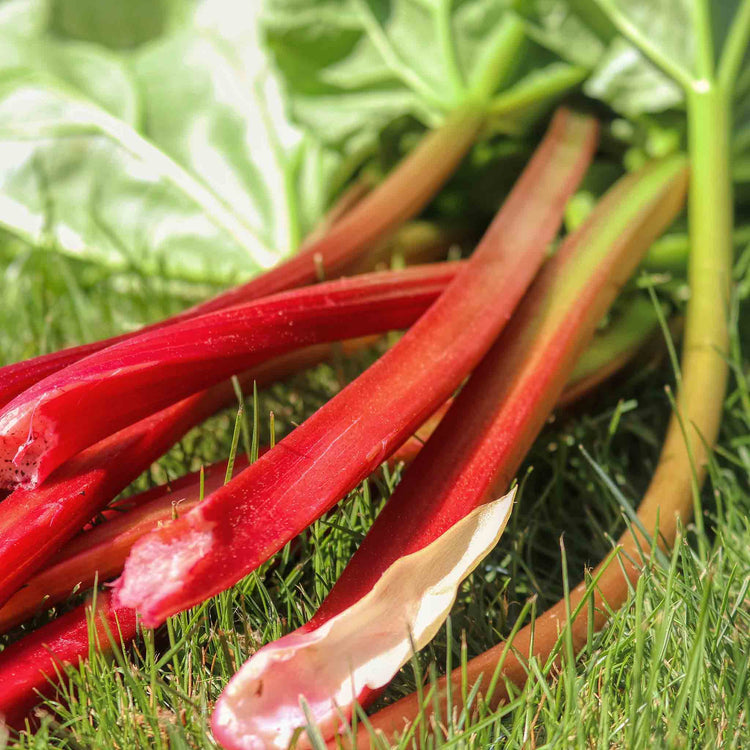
left=211, top=490, right=515, bottom=750
left=114, top=516, right=215, bottom=627
left=0, top=408, right=51, bottom=489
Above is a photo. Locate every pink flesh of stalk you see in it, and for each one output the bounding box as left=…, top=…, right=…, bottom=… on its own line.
left=0, top=109, right=481, bottom=410
left=0, top=458, right=244, bottom=633
left=0, top=592, right=136, bottom=730
left=0, top=264, right=458, bottom=488
left=0, top=399, right=230, bottom=610
left=0, top=267, right=453, bottom=606
left=210, top=156, right=688, bottom=749
left=115, top=108, right=599, bottom=627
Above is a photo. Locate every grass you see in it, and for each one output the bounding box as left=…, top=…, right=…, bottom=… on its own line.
left=0, top=237, right=748, bottom=749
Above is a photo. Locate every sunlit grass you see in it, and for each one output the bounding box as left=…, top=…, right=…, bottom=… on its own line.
left=0, top=237, right=748, bottom=748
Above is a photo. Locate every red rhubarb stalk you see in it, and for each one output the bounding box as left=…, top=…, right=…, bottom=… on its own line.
left=327, top=159, right=690, bottom=620
left=0, top=592, right=136, bottom=730
left=0, top=264, right=458, bottom=488
left=0, top=110, right=481, bottom=410
left=393, top=298, right=661, bottom=463
left=0, top=300, right=661, bottom=635
left=0, top=336, right=375, bottom=623
left=209, top=156, right=688, bottom=749
left=0, top=268, right=453, bottom=605
left=114, top=108, right=598, bottom=627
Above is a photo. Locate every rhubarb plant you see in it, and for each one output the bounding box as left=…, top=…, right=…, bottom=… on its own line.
left=352, top=1, right=750, bottom=736
left=262, top=0, right=587, bottom=146
left=0, top=266, right=453, bottom=605
left=0, top=0, right=588, bottom=280
left=0, top=0, right=747, bottom=744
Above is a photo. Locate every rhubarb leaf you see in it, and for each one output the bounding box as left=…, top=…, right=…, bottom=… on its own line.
left=525, top=0, right=750, bottom=194
left=211, top=490, right=515, bottom=750
left=262, top=0, right=586, bottom=151
left=0, top=0, right=340, bottom=282
left=521, top=0, right=685, bottom=117
left=584, top=37, right=684, bottom=116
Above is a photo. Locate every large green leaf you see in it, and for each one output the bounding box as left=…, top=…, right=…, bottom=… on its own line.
left=522, top=0, right=750, bottom=202
left=599, top=0, right=694, bottom=71
left=584, top=37, right=683, bottom=117
left=0, top=0, right=340, bottom=283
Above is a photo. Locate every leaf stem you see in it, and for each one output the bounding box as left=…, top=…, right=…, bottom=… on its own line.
left=486, top=64, right=587, bottom=132
left=434, top=0, right=465, bottom=102
left=642, top=224, right=750, bottom=271
left=718, top=0, right=750, bottom=90
left=691, top=0, right=715, bottom=81
left=466, top=15, right=526, bottom=105
left=353, top=0, right=449, bottom=110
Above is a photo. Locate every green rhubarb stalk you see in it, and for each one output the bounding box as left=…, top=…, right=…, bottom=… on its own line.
left=642, top=225, right=750, bottom=272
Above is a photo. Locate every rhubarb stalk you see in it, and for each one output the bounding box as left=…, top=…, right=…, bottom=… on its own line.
left=210, top=156, right=688, bottom=749
left=115, top=108, right=599, bottom=627
left=0, top=265, right=458, bottom=488
left=215, top=493, right=516, bottom=750
left=0, top=593, right=136, bottom=730
left=0, top=459, right=243, bottom=634
left=0, top=267, right=453, bottom=604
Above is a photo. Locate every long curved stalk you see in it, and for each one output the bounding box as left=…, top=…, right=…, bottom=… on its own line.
left=0, top=592, right=136, bottom=730
left=0, top=266, right=455, bottom=603
left=0, top=264, right=458, bottom=489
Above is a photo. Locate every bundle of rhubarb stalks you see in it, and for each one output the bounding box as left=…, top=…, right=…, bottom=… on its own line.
left=0, top=1, right=747, bottom=748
